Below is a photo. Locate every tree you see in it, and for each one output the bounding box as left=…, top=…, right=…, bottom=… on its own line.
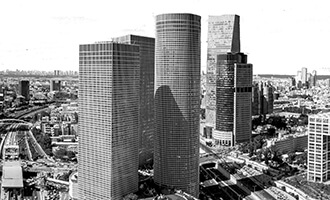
left=67, top=151, right=76, bottom=159
left=252, top=115, right=263, bottom=129
left=58, top=171, right=71, bottom=182
left=55, top=148, right=67, bottom=158
left=123, top=193, right=138, bottom=200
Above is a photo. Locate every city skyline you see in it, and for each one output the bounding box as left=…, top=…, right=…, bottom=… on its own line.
left=1, top=0, right=330, bottom=75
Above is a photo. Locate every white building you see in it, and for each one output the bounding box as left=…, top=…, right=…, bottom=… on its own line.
left=307, top=113, right=330, bottom=182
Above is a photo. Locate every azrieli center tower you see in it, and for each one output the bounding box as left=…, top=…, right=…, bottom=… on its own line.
left=154, top=13, right=201, bottom=196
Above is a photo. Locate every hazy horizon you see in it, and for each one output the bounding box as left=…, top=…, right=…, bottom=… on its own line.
left=1, top=0, right=330, bottom=75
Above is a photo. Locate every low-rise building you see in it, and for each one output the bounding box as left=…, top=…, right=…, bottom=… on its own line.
left=267, top=132, right=307, bottom=154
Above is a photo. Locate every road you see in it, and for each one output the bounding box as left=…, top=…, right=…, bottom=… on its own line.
left=17, top=106, right=51, bottom=119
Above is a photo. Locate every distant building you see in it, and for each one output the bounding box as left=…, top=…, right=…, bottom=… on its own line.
left=154, top=13, right=200, bottom=197
left=258, top=83, right=264, bottom=115
left=326, top=79, right=330, bottom=88
left=252, top=85, right=259, bottom=115
left=213, top=53, right=252, bottom=146
left=263, top=83, right=274, bottom=114
left=18, top=80, right=30, bottom=100
left=310, top=70, right=317, bottom=87
left=112, top=34, right=155, bottom=167
left=296, top=71, right=302, bottom=86
left=206, top=15, right=240, bottom=127
left=79, top=42, right=140, bottom=199
left=297, top=80, right=302, bottom=89
left=54, top=70, right=60, bottom=76
left=301, top=67, right=307, bottom=85
left=50, top=79, right=61, bottom=91
left=307, top=113, right=330, bottom=182
left=289, top=76, right=296, bottom=87
left=251, top=82, right=274, bottom=116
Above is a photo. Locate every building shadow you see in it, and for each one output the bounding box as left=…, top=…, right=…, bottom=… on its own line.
left=154, top=85, right=199, bottom=195
left=200, top=163, right=279, bottom=200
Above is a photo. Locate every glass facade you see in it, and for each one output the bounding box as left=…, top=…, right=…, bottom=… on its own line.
left=112, top=35, right=155, bottom=167
left=214, top=53, right=252, bottom=146
left=154, top=13, right=201, bottom=197
left=206, top=15, right=240, bottom=127
left=78, top=43, right=140, bottom=199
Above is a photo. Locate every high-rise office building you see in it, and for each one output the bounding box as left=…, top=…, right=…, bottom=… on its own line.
left=307, top=113, right=330, bottom=182
left=214, top=53, right=252, bottom=146
left=19, top=80, right=29, bottom=101
left=252, top=84, right=259, bottom=116
left=113, top=34, right=155, bottom=167
left=263, top=84, right=274, bottom=114
left=258, top=83, right=264, bottom=115
left=301, top=67, right=308, bottom=85
left=251, top=82, right=274, bottom=116
left=79, top=42, right=140, bottom=199
left=206, top=15, right=240, bottom=127
left=154, top=13, right=200, bottom=197
left=311, top=70, right=317, bottom=87
left=50, top=79, right=61, bottom=91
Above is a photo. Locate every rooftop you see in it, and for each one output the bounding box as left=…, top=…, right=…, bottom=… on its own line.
left=309, top=112, right=330, bottom=119
left=2, top=161, right=23, bottom=188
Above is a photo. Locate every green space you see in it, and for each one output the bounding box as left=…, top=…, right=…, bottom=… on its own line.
left=284, top=173, right=330, bottom=199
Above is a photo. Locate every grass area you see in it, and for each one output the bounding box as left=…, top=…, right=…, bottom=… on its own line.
left=284, top=173, right=330, bottom=199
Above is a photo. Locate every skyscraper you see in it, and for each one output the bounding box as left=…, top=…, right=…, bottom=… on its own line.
left=308, top=113, right=330, bottom=182
left=206, top=15, right=240, bottom=127
left=214, top=53, right=252, bottom=146
left=258, top=83, right=264, bottom=115
left=154, top=13, right=200, bottom=197
left=18, top=80, right=29, bottom=101
left=251, top=84, right=259, bottom=116
left=311, top=70, right=317, bottom=87
left=263, top=83, right=274, bottom=114
left=251, top=82, right=274, bottom=116
left=79, top=42, right=140, bottom=199
left=113, top=34, right=155, bottom=167
left=301, top=67, right=308, bottom=85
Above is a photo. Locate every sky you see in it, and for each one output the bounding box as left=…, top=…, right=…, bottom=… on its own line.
left=0, top=0, right=330, bottom=75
